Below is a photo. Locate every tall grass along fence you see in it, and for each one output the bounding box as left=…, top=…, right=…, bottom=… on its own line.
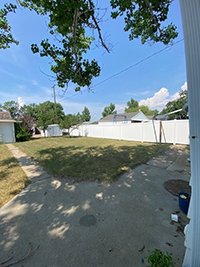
left=71, top=120, right=189, bottom=145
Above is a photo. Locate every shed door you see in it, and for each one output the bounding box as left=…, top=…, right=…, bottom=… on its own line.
left=1, top=123, right=14, bottom=143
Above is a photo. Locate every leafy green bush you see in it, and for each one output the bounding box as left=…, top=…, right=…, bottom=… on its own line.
left=15, top=123, right=31, bottom=142
left=146, top=249, right=178, bottom=267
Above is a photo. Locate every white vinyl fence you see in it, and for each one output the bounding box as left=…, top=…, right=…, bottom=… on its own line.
left=71, top=120, right=190, bottom=145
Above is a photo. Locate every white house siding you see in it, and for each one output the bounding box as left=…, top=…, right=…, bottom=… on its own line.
left=0, top=122, right=15, bottom=143
left=179, top=0, right=200, bottom=265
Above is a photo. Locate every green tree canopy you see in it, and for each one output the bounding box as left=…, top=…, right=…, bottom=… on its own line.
left=125, top=98, right=139, bottom=111
left=1, top=100, right=20, bottom=119
left=59, top=113, right=82, bottom=136
left=36, top=101, right=65, bottom=129
left=125, top=98, right=158, bottom=115
left=138, top=105, right=158, bottom=116
left=81, top=106, right=91, bottom=122
left=161, top=89, right=188, bottom=119
left=102, top=103, right=117, bottom=118
left=21, top=103, right=39, bottom=119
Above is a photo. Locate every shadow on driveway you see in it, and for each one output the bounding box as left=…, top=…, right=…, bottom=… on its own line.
left=0, top=146, right=190, bottom=266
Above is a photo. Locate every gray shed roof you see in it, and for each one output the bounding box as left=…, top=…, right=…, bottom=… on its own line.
left=0, top=111, right=12, bottom=120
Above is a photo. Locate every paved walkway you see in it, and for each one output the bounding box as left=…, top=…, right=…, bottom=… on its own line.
left=6, top=144, right=51, bottom=182
left=0, top=145, right=190, bottom=267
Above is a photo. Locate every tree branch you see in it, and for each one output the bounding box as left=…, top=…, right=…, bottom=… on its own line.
left=143, top=0, right=162, bottom=35
left=72, top=9, right=79, bottom=66
left=88, top=0, right=110, bottom=53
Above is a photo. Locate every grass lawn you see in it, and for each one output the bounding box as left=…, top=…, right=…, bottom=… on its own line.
left=15, top=137, right=169, bottom=182
left=0, top=143, right=31, bottom=207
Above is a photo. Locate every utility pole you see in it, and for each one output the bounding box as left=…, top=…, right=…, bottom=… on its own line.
left=53, top=85, right=58, bottom=123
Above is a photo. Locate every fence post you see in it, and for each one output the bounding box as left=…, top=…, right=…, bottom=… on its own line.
left=159, top=121, right=162, bottom=144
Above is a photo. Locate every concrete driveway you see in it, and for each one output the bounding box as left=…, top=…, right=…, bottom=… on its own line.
left=0, top=145, right=190, bottom=266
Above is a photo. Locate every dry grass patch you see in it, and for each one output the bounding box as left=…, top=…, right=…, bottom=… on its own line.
left=0, top=143, right=31, bottom=207
left=15, top=137, right=169, bottom=182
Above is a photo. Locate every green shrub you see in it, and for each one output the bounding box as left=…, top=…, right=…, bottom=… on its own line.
left=146, top=249, right=178, bottom=267
left=15, top=123, right=31, bottom=142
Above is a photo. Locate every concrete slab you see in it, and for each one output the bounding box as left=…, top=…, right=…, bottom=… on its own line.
left=147, top=147, right=181, bottom=169
left=166, top=151, right=190, bottom=174
left=0, top=146, right=190, bottom=266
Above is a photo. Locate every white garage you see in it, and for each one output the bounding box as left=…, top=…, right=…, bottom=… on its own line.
left=0, top=111, right=16, bottom=143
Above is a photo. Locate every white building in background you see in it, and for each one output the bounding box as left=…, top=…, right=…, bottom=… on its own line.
left=0, top=111, right=16, bottom=143
left=41, top=124, right=63, bottom=137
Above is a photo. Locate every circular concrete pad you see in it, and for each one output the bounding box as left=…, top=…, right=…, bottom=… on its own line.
left=79, top=214, right=97, bottom=227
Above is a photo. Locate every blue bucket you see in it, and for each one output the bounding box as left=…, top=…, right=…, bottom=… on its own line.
left=178, top=191, right=191, bottom=214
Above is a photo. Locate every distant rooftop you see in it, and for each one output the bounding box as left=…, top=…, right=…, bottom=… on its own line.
left=0, top=111, right=12, bottom=120
left=99, top=112, right=139, bottom=122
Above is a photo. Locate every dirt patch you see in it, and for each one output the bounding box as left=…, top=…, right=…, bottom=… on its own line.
left=164, top=179, right=191, bottom=196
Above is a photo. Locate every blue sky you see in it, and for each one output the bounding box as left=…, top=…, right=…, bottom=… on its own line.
left=0, top=0, right=186, bottom=121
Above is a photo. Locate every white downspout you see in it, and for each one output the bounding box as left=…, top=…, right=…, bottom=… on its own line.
left=179, top=0, right=200, bottom=266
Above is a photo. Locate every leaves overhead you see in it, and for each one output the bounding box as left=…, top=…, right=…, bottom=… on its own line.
left=2, top=0, right=178, bottom=89
left=110, top=0, right=178, bottom=45
left=19, top=0, right=107, bottom=89
left=0, top=3, right=19, bottom=49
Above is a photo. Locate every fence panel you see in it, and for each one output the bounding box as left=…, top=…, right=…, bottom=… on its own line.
left=161, top=121, right=175, bottom=144
left=142, top=121, right=160, bottom=143
left=70, top=120, right=189, bottom=145
left=103, top=125, right=120, bottom=140
left=174, top=120, right=190, bottom=145
left=90, top=125, right=104, bottom=138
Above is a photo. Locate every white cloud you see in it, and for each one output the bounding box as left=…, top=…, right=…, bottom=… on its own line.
left=139, top=87, right=169, bottom=110
left=139, top=82, right=187, bottom=111
left=18, top=97, right=25, bottom=107
left=170, top=91, right=180, bottom=101
left=181, top=81, right=188, bottom=91
left=115, top=104, right=126, bottom=113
